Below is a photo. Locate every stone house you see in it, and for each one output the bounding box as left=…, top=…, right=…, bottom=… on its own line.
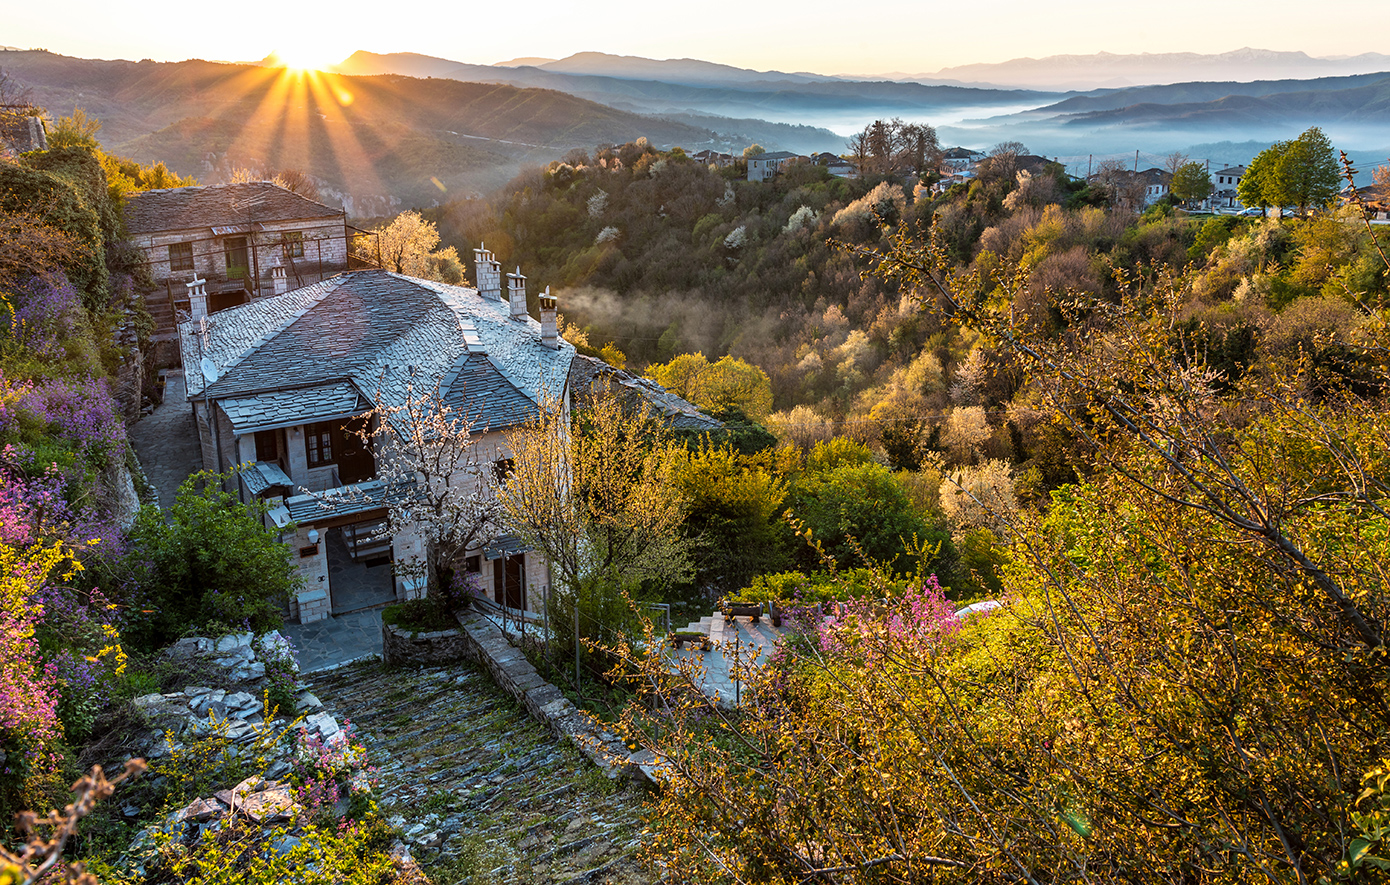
left=1211, top=164, right=1247, bottom=209
left=747, top=151, right=803, bottom=182
left=126, top=182, right=376, bottom=363
left=177, top=248, right=573, bottom=623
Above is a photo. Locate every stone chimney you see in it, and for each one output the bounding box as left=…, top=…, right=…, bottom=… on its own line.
left=539, top=287, right=558, bottom=349
left=473, top=244, right=502, bottom=301
left=271, top=265, right=288, bottom=296
left=506, top=267, right=528, bottom=320
left=187, top=278, right=209, bottom=321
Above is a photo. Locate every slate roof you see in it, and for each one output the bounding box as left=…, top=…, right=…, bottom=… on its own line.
left=124, top=182, right=342, bottom=236
left=285, top=479, right=415, bottom=524
left=240, top=461, right=294, bottom=497
left=221, top=383, right=367, bottom=433
left=567, top=355, right=723, bottom=431
left=441, top=353, right=541, bottom=432
left=179, top=269, right=574, bottom=434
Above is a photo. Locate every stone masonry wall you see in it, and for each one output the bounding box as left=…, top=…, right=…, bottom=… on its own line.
left=381, top=621, right=470, bottom=666
left=453, top=612, right=658, bottom=786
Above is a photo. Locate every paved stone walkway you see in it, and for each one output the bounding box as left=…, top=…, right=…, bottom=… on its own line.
left=670, top=611, right=782, bottom=708
left=309, top=661, right=653, bottom=884
left=283, top=608, right=384, bottom=673
left=128, top=370, right=203, bottom=509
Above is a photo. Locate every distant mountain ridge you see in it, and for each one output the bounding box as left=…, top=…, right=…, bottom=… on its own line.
left=0, top=50, right=739, bottom=213
left=892, top=48, right=1390, bottom=91
left=334, top=50, right=1057, bottom=133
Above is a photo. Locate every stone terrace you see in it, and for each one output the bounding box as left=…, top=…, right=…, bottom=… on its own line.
left=307, top=661, right=654, bottom=884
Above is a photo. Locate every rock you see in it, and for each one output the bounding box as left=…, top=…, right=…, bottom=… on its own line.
left=214, top=632, right=253, bottom=654
left=270, top=834, right=302, bottom=857
left=190, top=690, right=226, bottom=716
left=167, top=637, right=213, bottom=656
left=304, top=712, right=340, bottom=741
left=295, top=692, right=324, bottom=712
left=151, top=735, right=184, bottom=758
left=233, top=661, right=266, bottom=681
left=174, top=797, right=222, bottom=823
left=225, top=720, right=255, bottom=743
left=132, top=693, right=166, bottom=711
left=422, top=831, right=443, bottom=848
left=404, top=823, right=427, bottom=841
left=265, top=759, right=292, bottom=780
left=238, top=786, right=298, bottom=823
left=222, top=692, right=260, bottom=716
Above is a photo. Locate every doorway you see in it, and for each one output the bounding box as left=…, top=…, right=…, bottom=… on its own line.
left=493, top=554, right=525, bottom=611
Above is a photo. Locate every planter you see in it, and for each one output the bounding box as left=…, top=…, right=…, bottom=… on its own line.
left=381, top=620, right=469, bottom=666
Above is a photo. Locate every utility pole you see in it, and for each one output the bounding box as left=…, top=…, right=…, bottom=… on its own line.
left=1134, top=149, right=1139, bottom=173
left=1087, top=154, right=1092, bottom=179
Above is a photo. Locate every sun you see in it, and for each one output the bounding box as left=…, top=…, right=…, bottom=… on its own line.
left=269, top=46, right=341, bottom=73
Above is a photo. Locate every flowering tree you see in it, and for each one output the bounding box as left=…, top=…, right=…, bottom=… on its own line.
left=363, top=379, right=501, bottom=603
left=499, top=389, right=691, bottom=644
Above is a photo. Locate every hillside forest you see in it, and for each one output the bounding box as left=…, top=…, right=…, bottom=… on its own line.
left=423, top=131, right=1390, bottom=882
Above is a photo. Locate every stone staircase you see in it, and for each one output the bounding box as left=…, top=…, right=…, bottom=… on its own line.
left=307, top=661, right=654, bottom=885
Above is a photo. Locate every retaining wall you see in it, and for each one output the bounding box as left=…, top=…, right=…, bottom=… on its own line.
left=454, top=612, right=659, bottom=786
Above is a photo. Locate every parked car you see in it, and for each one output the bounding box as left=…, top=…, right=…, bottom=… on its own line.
left=1238, top=207, right=1264, bottom=217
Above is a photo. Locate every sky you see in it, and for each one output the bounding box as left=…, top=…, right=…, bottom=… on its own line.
left=7, top=0, right=1390, bottom=75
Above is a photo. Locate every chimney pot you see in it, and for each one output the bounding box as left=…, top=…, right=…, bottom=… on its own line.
left=539, top=287, right=558, bottom=349
left=505, top=267, right=528, bottom=320
left=271, top=265, right=288, bottom=296
left=474, top=245, right=501, bottom=300
left=187, top=277, right=209, bottom=321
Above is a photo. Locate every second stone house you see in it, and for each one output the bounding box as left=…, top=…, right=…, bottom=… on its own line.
left=126, top=181, right=377, bottom=362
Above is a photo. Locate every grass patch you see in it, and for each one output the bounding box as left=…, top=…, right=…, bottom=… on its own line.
left=382, top=596, right=461, bottom=635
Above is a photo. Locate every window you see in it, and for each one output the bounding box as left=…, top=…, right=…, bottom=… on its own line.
left=224, top=236, right=249, bottom=280
left=306, top=421, right=334, bottom=466
left=282, top=231, right=304, bottom=259
left=168, top=242, right=194, bottom=272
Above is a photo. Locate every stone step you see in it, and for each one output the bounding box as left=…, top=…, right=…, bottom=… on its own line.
left=306, top=661, right=652, bottom=882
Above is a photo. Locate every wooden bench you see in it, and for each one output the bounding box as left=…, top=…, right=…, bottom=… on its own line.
left=670, top=632, right=712, bottom=652
left=722, top=602, right=763, bottom=624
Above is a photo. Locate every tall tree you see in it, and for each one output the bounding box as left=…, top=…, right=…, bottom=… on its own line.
left=499, top=388, right=692, bottom=641
left=1238, top=141, right=1286, bottom=213
left=1276, top=126, right=1341, bottom=215
left=1170, top=160, right=1213, bottom=207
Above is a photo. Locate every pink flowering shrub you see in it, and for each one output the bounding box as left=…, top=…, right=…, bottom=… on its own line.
left=293, top=721, right=378, bottom=823
left=0, top=541, right=71, bottom=821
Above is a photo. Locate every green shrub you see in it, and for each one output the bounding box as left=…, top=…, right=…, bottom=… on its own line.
left=381, top=595, right=459, bottom=636
left=96, top=471, right=301, bottom=650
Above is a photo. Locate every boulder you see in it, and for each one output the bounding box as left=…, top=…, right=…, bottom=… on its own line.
left=173, top=797, right=222, bottom=823
left=214, top=632, right=254, bottom=654
left=239, top=785, right=298, bottom=823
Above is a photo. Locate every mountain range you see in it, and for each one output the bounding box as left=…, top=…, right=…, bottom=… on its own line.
left=6, top=46, right=1389, bottom=214
left=868, top=48, right=1390, bottom=91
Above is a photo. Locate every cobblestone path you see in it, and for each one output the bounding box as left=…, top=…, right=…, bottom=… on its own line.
left=129, top=370, right=203, bottom=509
left=308, top=661, right=655, bottom=884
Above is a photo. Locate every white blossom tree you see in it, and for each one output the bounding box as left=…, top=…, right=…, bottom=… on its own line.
left=363, top=378, right=503, bottom=602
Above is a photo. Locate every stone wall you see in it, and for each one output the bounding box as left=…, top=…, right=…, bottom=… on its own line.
left=381, top=621, right=470, bottom=666
left=454, top=612, right=659, bottom=786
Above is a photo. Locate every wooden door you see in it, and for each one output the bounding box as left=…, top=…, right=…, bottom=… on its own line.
left=493, top=555, right=525, bottom=610
left=334, top=416, right=375, bottom=484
